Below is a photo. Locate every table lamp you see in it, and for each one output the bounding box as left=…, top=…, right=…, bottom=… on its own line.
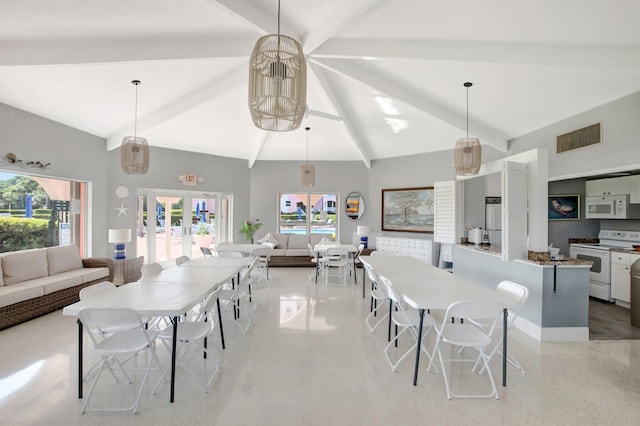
left=357, top=225, right=370, bottom=248
left=108, top=228, right=131, bottom=259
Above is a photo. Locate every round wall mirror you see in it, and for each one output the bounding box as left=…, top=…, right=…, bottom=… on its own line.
left=345, top=192, right=364, bottom=220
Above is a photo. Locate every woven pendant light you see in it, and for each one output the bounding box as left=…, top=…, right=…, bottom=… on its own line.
left=454, top=82, right=481, bottom=176
left=121, top=80, right=150, bottom=174
left=248, top=0, right=306, bottom=131
left=299, top=126, right=315, bottom=188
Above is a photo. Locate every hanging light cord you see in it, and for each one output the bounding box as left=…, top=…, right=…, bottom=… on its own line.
left=277, top=0, right=281, bottom=36
left=305, top=126, right=310, bottom=165
left=466, top=86, right=469, bottom=138
left=134, top=83, right=138, bottom=139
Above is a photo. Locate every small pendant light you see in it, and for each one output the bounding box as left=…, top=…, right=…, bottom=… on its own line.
left=121, top=80, right=150, bottom=174
left=248, top=0, right=307, bottom=131
left=299, top=126, right=315, bottom=188
left=454, top=82, right=481, bottom=176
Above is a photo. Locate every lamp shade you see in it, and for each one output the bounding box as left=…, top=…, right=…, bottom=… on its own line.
left=299, top=164, right=315, bottom=188
left=248, top=34, right=307, bottom=131
left=357, top=226, right=370, bottom=236
left=121, top=136, right=150, bottom=174
left=454, top=137, right=481, bottom=176
left=108, top=228, right=131, bottom=243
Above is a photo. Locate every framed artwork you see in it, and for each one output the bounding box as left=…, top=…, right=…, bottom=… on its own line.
left=548, top=194, right=580, bottom=220
left=382, top=187, right=434, bottom=233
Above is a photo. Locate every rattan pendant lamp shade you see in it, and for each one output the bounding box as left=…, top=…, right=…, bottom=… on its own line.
left=248, top=0, right=306, bottom=131
left=121, top=80, right=150, bottom=174
left=454, top=82, right=481, bottom=176
left=299, top=126, right=315, bottom=188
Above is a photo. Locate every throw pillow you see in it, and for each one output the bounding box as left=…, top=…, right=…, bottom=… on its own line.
left=258, top=232, right=279, bottom=248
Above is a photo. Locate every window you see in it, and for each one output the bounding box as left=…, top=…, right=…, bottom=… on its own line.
left=0, top=171, right=87, bottom=254
left=278, top=193, right=337, bottom=237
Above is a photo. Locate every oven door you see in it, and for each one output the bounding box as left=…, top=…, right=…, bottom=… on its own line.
left=569, top=245, right=610, bottom=285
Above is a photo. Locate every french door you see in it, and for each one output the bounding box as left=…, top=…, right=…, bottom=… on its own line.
left=136, top=189, right=232, bottom=263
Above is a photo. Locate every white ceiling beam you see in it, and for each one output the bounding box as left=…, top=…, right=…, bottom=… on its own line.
left=106, top=63, right=246, bottom=150
left=313, top=39, right=640, bottom=71
left=204, top=0, right=274, bottom=35
left=312, top=58, right=508, bottom=153
left=0, top=36, right=256, bottom=66
left=247, top=131, right=269, bottom=168
left=308, top=61, right=372, bottom=169
left=301, top=0, right=383, bottom=53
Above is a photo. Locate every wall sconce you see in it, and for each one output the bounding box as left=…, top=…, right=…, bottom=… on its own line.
left=178, top=174, right=204, bottom=186
left=3, top=153, right=51, bottom=169
left=108, top=228, right=132, bottom=259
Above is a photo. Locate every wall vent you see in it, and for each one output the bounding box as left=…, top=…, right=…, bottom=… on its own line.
left=557, top=123, right=601, bottom=153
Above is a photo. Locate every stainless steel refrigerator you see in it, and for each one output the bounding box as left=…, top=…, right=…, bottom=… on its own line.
left=485, top=197, right=502, bottom=245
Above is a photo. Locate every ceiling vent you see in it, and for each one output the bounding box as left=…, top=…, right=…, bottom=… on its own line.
left=556, top=123, right=601, bottom=153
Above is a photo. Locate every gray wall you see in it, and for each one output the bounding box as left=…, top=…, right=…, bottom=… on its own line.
left=509, top=90, right=640, bottom=180
left=0, top=103, right=109, bottom=256
left=548, top=178, right=600, bottom=255
left=107, top=146, right=250, bottom=249
left=249, top=160, right=369, bottom=243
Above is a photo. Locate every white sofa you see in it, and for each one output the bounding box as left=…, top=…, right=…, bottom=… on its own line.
left=258, top=233, right=325, bottom=266
left=0, top=245, right=111, bottom=330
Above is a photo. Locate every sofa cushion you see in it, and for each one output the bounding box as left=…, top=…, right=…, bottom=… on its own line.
left=25, top=274, right=82, bottom=295
left=47, top=245, right=83, bottom=276
left=1, top=249, right=49, bottom=285
left=288, top=234, right=308, bottom=250
left=271, top=233, right=289, bottom=249
left=0, top=281, right=45, bottom=309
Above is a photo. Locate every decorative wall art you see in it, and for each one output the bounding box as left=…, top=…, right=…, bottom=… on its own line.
left=548, top=194, right=580, bottom=220
left=382, top=187, right=434, bottom=233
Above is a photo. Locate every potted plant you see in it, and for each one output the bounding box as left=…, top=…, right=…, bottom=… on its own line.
left=194, top=222, right=213, bottom=248
left=239, top=220, right=263, bottom=243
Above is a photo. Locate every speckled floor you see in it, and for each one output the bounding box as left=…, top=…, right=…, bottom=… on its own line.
left=1, top=267, right=639, bottom=425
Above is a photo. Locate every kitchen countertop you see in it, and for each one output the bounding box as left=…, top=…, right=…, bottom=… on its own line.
left=610, top=248, right=640, bottom=254
left=521, top=257, right=593, bottom=267
left=457, top=242, right=501, bottom=255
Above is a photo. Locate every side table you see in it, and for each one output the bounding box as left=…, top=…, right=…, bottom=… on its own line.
left=112, top=256, right=144, bottom=286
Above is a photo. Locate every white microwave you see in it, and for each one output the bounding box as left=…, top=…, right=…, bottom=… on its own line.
left=585, top=194, right=637, bottom=219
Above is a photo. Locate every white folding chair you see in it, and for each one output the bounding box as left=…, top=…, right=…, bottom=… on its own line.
left=473, top=280, right=529, bottom=375
left=307, top=243, right=328, bottom=283
left=78, top=308, right=161, bottom=413
left=363, top=264, right=389, bottom=333
left=141, top=263, right=163, bottom=277
left=429, top=301, right=502, bottom=399
left=218, top=258, right=257, bottom=333
left=200, top=247, right=213, bottom=257
left=250, top=246, right=272, bottom=284
left=175, top=255, right=190, bottom=265
left=378, top=276, right=437, bottom=372
left=324, top=247, right=349, bottom=286
left=153, top=287, right=224, bottom=393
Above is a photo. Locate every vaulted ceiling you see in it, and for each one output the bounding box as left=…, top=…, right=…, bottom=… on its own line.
left=1, top=0, right=639, bottom=168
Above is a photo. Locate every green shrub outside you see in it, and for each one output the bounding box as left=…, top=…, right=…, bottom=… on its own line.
left=0, top=217, right=49, bottom=252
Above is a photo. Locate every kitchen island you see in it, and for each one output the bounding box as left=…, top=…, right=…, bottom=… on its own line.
left=454, top=244, right=592, bottom=341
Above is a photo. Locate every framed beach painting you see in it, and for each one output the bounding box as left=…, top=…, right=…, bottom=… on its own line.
left=548, top=194, right=580, bottom=220
left=382, top=187, right=434, bottom=233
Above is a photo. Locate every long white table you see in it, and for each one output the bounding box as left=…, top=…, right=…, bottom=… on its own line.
left=215, top=243, right=263, bottom=255
left=63, top=264, right=241, bottom=403
left=359, top=255, right=514, bottom=387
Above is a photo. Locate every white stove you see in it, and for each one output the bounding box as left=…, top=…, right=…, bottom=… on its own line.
left=570, top=230, right=640, bottom=301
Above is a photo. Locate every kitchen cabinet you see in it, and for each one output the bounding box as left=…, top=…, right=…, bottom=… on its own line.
left=610, top=251, right=639, bottom=305
left=376, top=237, right=439, bottom=265
left=586, top=176, right=630, bottom=196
